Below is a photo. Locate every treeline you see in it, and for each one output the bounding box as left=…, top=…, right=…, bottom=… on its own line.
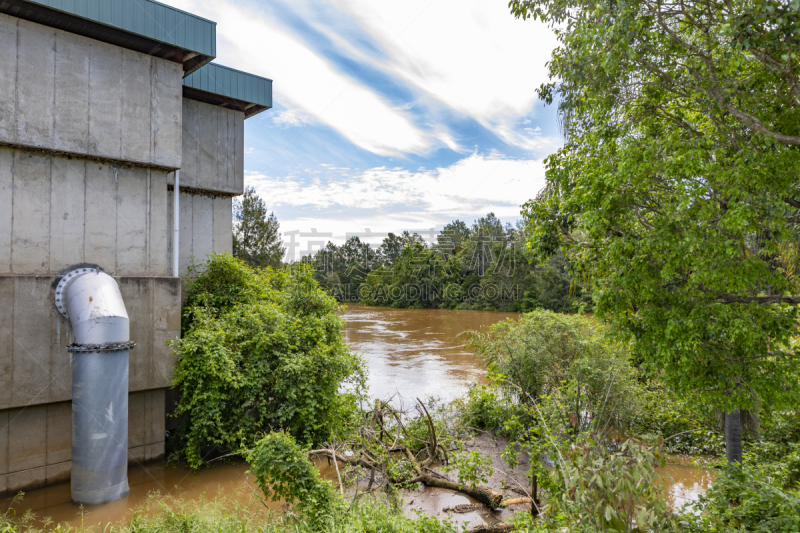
left=304, top=213, right=590, bottom=312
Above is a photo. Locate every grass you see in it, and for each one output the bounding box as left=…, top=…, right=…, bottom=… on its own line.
left=1, top=491, right=457, bottom=533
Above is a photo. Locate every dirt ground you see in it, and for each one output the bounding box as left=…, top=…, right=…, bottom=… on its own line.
left=398, top=432, right=533, bottom=529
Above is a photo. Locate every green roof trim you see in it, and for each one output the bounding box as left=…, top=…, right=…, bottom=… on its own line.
left=183, top=63, right=272, bottom=118
left=0, top=0, right=216, bottom=74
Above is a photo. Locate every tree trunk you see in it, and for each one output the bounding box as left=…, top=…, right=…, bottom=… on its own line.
left=725, top=410, right=743, bottom=467
left=416, top=470, right=503, bottom=508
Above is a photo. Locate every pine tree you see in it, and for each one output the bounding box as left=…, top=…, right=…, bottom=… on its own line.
left=233, top=186, right=285, bottom=268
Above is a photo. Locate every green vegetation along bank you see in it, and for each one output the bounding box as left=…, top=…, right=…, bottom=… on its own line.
left=305, top=214, right=590, bottom=313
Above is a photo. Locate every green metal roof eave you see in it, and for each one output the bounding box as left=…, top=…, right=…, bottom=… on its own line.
left=1, top=0, right=216, bottom=74
left=183, top=63, right=272, bottom=119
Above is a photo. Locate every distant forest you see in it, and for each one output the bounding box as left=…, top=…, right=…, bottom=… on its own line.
left=302, top=213, right=590, bottom=312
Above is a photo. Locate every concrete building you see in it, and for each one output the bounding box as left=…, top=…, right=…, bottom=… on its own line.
left=0, top=0, right=272, bottom=495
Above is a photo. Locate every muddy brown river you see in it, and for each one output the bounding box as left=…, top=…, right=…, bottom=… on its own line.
left=1, top=305, right=715, bottom=528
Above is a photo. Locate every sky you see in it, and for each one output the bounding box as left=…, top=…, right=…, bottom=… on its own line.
left=163, top=0, right=561, bottom=260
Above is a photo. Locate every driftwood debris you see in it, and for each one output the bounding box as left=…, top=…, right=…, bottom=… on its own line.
left=307, top=398, right=504, bottom=508
left=445, top=498, right=533, bottom=513
left=469, top=522, right=516, bottom=533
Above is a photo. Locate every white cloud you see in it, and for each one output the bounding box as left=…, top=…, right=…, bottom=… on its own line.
left=324, top=0, right=560, bottom=148
left=163, top=0, right=433, bottom=156
left=247, top=152, right=546, bottom=256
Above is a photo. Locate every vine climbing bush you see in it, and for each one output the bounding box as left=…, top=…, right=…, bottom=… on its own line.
left=248, top=431, right=343, bottom=529
left=170, top=254, right=365, bottom=468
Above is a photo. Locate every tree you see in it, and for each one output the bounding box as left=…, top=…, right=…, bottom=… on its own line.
left=233, top=186, right=285, bottom=268
left=513, top=0, right=800, bottom=466
left=437, top=220, right=471, bottom=258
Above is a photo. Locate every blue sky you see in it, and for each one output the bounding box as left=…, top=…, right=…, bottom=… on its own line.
left=164, top=0, right=561, bottom=260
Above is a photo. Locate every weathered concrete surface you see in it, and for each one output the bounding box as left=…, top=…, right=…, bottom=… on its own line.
left=171, top=99, right=243, bottom=195
left=0, top=147, right=172, bottom=276
left=0, top=275, right=180, bottom=412
left=0, top=13, right=182, bottom=169
left=167, top=191, right=234, bottom=274
left=0, top=390, right=167, bottom=496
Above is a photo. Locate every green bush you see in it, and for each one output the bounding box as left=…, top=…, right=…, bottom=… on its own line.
left=679, top=465, right=800, bottom=532
left=463, top=310, right=643, bottom=432
left=632, top=386, right=724, bottom=456
left=520, top=438, right=675, bottom=533
left=170, top=254, right=365, bottom=468
left=247, top=432, right=342, bottom=529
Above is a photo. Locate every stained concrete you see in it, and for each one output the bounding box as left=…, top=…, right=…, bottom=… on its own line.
left=0, top=13, right=182, bottom=169
left=0, top=7, right=249, bottom=497
left=0, top=390, right=167, bottom=495
left=167, top=191, right=234, bottom=274
left=171, top=99, right=243, bottom=195
left=0, top=275, right=180, bottom=412
left=0, top=146, right=172, bottom=276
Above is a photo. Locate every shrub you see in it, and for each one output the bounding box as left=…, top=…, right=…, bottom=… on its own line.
left=463, top=310, right=643, bottom=433
left=170, top=254, right=365, bottom=467
left=679, top=464, right=800, bottom=532
left=247, top=432, right=342, bottom=529
left=511, top=437, right=675, bottom=533
left=632, top=386, right=724, bottom=456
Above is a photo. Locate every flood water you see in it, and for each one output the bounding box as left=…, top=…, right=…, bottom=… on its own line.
left=341, top=304, right=519, bottom=403
left=2, top=305, right=716, bottom=529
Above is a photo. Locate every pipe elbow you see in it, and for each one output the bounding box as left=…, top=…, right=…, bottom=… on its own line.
left=55, top=267, right=130, bottom=346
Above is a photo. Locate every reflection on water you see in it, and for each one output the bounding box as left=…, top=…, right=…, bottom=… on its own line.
left=2, top=306, right=717, bottom=528
left=1, top=458, right=336, bottom=530
left=341, top=304, right=519, bottom=403
left=659, top=456, right=718, bottom=511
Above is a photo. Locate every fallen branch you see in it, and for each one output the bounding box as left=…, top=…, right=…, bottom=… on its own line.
left=500, top=497, right=531, bottom=506
left=469, top=522, right=515, bottom=533
left=309, top=399, right=505, bottom=508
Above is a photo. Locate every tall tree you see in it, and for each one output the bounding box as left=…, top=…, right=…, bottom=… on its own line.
left=437, top=220, right=471, bottom=258
left=513, top=0, right=800, bottom=466
left=233, top=186, right=285, bottom=269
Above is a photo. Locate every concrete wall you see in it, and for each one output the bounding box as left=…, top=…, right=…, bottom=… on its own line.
left=0, top=390, right=166, bottom=495
left=0, top=147, right=171, bottom=276
left=0, top=12, right=249, bottom=497
left=0, top=13, right=182, bottom=170
left=0, top=275, right=180, bottom=411
left=169, top=99, right=244, bottom=195
left=168, top=191, right=234, bottom=273
left=0, top=12, right=187, bottom=497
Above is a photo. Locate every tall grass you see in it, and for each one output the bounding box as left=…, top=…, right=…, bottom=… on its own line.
left=1, top=492, right=456, bottom=533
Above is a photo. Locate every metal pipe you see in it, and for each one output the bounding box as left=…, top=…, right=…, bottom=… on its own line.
left=55, top=267, right=134, bottom=505
left=173, top=169, right=180, bottom=277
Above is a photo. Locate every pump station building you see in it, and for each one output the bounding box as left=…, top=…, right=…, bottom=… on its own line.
left=0, top=0, right=272, bottom=499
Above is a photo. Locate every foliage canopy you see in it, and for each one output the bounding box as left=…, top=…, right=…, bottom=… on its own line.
left=171, top=254, right=364, bottom=468
left=513, top=0, right=800, bottom=461
left=233, top=186, right=285, bottom=269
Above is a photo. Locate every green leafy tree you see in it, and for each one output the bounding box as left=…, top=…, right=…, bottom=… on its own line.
left=437, top=220, right=471, bottom=259
left=171, top=254, right=364, bottom=468
left=233, top=186, right=285, bottom=268
left=513, top=0, right=800, bottom=465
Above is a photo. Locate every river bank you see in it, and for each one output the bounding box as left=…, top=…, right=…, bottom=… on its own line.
left=3, top=305, right=719, bottom=531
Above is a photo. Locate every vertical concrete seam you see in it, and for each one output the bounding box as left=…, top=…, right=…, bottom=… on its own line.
left=13, top=19, right=19, bottom=144
left=114, top=166, right=119, bottom=275
left=146, top=170, right=151, bottom=275
left=82, top=160, right=87, bottom=264
left=51, top=30, right=57, bottom=151
left=118, top=52, right=123, bottom=161
left=9, top=151, right=14, bottom=273
left=86, top=44, right=92, bottom=158
left=47, top=158, right=52, bottom=274
left=150, top=59, right=154, bottom=164
left=81, top=161, right=86, bottom=269
left=149, top=277, right=155, bottom=388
